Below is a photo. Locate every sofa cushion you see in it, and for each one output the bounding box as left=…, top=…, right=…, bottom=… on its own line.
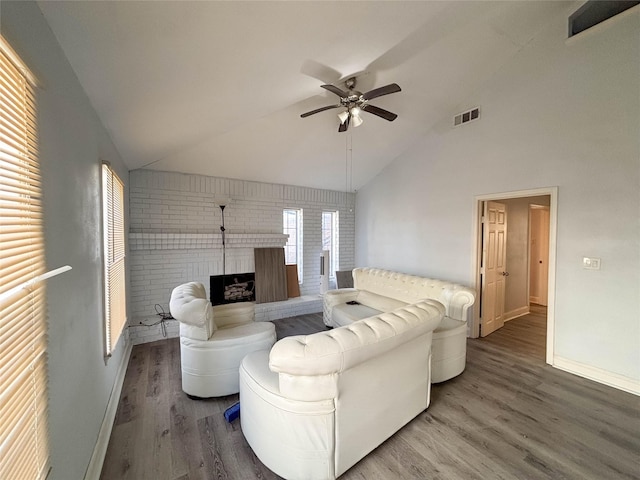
left=193, top=321, right=273, bottom=347
left=180, top=322, right=276, bottom=398
left=356, top=290, right=407, bottom=312
left=332, top=303, right=381, bottom=327
left=242, top=350, right=281, bottom=396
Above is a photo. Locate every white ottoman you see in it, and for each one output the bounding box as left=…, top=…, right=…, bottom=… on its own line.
left=431, top=317, right=467, bottom=383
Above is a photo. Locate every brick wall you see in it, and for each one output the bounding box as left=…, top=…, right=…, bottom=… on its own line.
left=128, top=170, right=355, bottom=328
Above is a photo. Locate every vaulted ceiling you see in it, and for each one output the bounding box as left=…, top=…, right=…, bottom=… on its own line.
left=38, top=1, right=571, bottom=191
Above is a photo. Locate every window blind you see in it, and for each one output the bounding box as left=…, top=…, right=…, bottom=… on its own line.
left=283, top=208, right=303, bottom=282
left=0, top=38, right=49, bottom=480
left=322, top=211, right=339, bottom=278
left=102, top=163, right=126, bottom=356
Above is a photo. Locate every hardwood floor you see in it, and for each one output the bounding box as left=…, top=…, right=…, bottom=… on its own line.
left=101, top=312, right=640, bottom=480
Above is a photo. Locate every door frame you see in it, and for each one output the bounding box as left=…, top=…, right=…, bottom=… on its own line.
left=529, top=204, right=550, bottom=306
left=471, top=187, right=558, bottom=365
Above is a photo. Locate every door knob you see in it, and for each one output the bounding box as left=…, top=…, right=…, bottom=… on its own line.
left=501, top=271, right=510, bottom=276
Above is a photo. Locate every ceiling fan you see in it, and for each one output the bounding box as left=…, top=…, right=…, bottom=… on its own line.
left=301, top=77, right=401, bottom=132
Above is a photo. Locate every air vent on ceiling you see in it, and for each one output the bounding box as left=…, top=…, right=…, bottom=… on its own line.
left=568, top=0, right=639, bottom=38
left=454, top=107, right=480, bottom=127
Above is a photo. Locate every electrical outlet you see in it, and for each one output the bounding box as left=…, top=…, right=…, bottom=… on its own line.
left=583, top=257, right=601, bottom=270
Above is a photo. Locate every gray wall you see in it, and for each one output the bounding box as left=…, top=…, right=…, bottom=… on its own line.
left=355, top=4, right=639, bottom=382
left=2, top=2, right=130, bottom=479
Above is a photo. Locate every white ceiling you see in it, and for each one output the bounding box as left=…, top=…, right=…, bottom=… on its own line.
left=38, top=1, right=571, bottom=191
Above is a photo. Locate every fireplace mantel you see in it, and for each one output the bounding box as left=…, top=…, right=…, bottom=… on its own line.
left=129, top=232, right=288, bottom=250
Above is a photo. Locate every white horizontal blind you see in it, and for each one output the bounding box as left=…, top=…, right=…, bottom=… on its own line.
left=283, top=208, right=303, bottom=282
left=102, top=163, right=126, bottom=355
left=322, top=211, right=339, bottom=278
left=0, top=38, right=50, bottom=480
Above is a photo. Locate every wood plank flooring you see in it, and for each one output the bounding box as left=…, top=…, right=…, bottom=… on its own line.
left=101, top=311, right=640, bottom=480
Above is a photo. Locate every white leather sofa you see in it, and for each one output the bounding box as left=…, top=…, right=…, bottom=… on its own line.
left=169, top=282, right=276, bottom=398
left=240, top=300, right=445, bottom=480
left=324, top=267, right=476, bottom=383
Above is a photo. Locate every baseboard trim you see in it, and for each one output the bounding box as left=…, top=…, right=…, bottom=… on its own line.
left=554, top=356, right=640, bottom=396
left=503, top=306, right=530, bottom=322
left=84, top=339, right=133, bottom=480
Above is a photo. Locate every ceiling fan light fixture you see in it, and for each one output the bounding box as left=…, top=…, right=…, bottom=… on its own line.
left=338, top=110, right=349, bottom=124
left=351, top=111, right=363, bottom=128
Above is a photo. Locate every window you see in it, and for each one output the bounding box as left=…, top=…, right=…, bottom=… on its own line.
left=283, top=208, right=303, bottom=281
left=322, top=211, right=339, bottom=278
left=102, top=163, right=126, bottom=356
left=0, top=37, right=50, bottom=479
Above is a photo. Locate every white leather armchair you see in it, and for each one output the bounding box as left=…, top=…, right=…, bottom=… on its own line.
left=169, top=282, right=276, bottom=398
left=240, top=300, right=445, bottom=480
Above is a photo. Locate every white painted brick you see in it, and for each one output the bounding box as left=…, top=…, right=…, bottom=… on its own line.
left=128, top=171, right=354, bottom=331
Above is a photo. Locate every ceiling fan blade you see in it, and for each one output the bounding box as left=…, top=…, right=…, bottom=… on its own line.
left=321, top=84, right=350, bottom=98
left=338, top=114, right=350, bottom=133
left=300, top=104, right=341, bottom=118
left=361, top=104, right=398, bottom=122
left=362, top=83, right=401, bottom=101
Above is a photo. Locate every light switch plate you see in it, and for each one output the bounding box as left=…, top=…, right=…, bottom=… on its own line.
left=583, top=257, right=601, bottom=270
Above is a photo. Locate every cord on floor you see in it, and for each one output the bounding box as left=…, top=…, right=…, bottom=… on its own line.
left=131, top=304, right=174, bottom=338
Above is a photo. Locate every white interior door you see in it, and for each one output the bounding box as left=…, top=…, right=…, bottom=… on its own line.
left=481, top=201, right=508, bottom=337
left=529, top=206, right=550, bottom=306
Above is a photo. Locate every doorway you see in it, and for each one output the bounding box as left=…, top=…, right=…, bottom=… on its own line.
left=472, top=188, right=557, bottom=365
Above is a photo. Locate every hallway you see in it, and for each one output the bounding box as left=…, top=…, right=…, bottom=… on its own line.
left=481, top=306, right=547, bottom=360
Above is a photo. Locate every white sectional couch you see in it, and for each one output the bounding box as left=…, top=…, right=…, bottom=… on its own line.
left=324, top=267, right=476, bottom=383
left=239, top=300, right=445, bottom=480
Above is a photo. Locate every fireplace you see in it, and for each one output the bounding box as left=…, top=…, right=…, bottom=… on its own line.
left=210, top=273, right=256, bottom=306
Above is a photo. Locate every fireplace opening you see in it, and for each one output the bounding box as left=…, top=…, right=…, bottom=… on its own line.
left=210, top=273, right=256, bottom=305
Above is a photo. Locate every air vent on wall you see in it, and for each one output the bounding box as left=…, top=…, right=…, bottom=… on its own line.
left=568, top=0, right=639, bottom=38
left=454, top=107, right=480, bottom=127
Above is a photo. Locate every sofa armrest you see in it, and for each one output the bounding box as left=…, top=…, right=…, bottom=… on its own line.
left=323, top=288, right=359, bottom=326
left=170, top=282, right=213, bottom=328
left=270, top=300, right=445, bottom=400
left=442, top=286, right=476, bottom=322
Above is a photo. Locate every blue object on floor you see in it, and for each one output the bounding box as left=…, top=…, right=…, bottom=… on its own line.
left=224, top=402, right=240, bottom=423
